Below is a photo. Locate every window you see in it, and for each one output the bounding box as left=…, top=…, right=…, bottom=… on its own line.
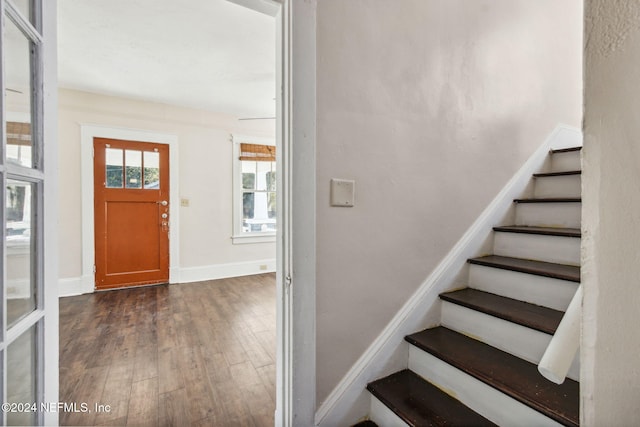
left=232, top=135, right=276, bottom=244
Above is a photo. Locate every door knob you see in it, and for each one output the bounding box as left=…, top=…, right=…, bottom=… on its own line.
left=161, top=213, right=168, bottom=219
left=159, top=200, right=168, bottom=206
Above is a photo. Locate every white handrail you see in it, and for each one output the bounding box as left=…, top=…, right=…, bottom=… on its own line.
left=538, top=284, right=582, bottom=384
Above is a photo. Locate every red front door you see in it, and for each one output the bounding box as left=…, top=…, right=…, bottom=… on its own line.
left=93, top=137, right=170, bottom=290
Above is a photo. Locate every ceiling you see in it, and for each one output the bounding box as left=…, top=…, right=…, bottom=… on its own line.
left=57, top=0, right=276, bottom=118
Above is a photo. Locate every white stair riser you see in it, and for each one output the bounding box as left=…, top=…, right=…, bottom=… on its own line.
left=515, top=202, right=581, bottom=228
left=441, top=302, right=579, bottom=381
left=469, top=264, right=578, bottom=311
left=408, top=347, right=564, bottom=427
left=369, top=394, right=409, bottom=427
left=534, top=175, right=581, bottom=198
left=550, top=151, right=581, bottom=172
left=493, top=232, right=580, bottom=266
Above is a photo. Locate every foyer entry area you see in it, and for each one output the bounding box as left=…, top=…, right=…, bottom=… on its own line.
left=59, top=274, right=275, bottom=426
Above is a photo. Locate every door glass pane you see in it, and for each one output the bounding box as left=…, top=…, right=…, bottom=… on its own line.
left=143, top=151, right=160, bottom=189
left=6, top=179, right=36, bottom=326
left=7, top=325, right=38, bottom=426
left=125, top=150, right=142, bottom=189
left=5, top=18, right=34, bottom=168
left=10, top=0, right=31, bottom=23
left=105, top=148, right=123, bottom=188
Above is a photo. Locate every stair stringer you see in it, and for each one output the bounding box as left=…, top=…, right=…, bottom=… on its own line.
left=314, top=124, right=582, bottom=427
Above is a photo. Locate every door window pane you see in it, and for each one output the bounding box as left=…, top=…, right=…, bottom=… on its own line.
left=143, top=151, right=160, bottom=189
left=10, top=0, right=32, bottom=24
left=6, top=180, right=36, bottom=327
left=5, top=18, right=34, bottom=168
left=105, top=148, right=123, bottom=188
left=125, top=150, right=142, bottom=189
left=7, top=325, right=38, bottom=426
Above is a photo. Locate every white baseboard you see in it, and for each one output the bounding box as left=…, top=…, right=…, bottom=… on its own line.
left=178, top=259, right=276, bottom=283
left=314, top=124, right=582, bottom=426
left=59, top=276, right=90, bottom=297
left=59, top=259, right=276, bottom=297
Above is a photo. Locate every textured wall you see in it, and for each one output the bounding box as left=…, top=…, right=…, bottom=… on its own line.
left=315, top=0, right=582, bottom=407
left=583, top=0, right=640, bottom=424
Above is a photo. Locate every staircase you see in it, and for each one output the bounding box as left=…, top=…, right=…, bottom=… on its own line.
left=363, top=147, right=582, bottom=426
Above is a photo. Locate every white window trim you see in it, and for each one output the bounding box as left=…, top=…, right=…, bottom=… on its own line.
left=231, top=134, right=276, bottom=244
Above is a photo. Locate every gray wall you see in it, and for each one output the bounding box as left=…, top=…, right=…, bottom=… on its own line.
left=315, top=0, right=582, bottom=406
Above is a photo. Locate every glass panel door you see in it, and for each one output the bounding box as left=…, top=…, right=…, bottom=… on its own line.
left=1, top=0, right=57, bottom=425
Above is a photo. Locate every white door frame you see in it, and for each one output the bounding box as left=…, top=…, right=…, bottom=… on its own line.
left=275, top=0, right=317, bottom=425
left=233, top=0, right=317, bottom=425
left=79, top=125, right=180, bottom=292
left=43, top=2, right=60, bottom=423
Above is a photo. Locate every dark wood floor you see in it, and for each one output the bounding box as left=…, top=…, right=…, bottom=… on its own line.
left=59, top=274, right=276, bottom=427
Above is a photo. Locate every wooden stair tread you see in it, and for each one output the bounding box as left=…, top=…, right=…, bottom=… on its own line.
left=405, top=327, right=579, bottom=427
left=551, top=146, right=582, bottom=153
left=533, top=170, right=581, bottom=178
left=514, top=197, right=581, bottom=203
left=468, top=255, right=580, bottom=282
left=493, top=225, right=580, bottom=238
left=440, top=288, right=564, bottom=334
left=367, top=369, right=497, bottom=427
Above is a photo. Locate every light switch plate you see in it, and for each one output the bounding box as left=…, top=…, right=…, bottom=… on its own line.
left=330, top=178, right=355, bottom=207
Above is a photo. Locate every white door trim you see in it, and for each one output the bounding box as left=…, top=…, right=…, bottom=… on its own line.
left=43, top=1, right=61, bottom=424
left=277, top=0, right=317, bottom=425
left=232, top=0, right=317, bottom=425
left=80, top=124, right=180, bottom=293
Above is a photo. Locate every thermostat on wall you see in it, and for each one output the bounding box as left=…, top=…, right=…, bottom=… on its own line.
left=330, top=178, right=355, bottom=207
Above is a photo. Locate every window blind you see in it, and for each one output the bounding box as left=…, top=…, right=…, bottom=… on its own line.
left=6, top=122, right=31, bottom=146
left=239, top=143, right=276, bottom=162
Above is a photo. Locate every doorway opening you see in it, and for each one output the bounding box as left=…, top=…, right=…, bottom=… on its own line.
left=58, top=0, right=294, bottom=426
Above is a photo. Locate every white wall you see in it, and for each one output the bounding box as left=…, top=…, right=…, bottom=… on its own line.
left=315, top=0, right=582, bottom=406
left=58, top=88, right=275, bottom=290
left=583, top=1, right=640, bottom=424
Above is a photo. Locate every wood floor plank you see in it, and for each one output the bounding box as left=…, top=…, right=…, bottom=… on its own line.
left=159, top=389, right=191, bottom=427
left=132, top=345, right=158, bottom=383
left=60, top=365, right=109, bottom=426
left=96, top=416, right=128, bottom=426
left=158, top=347, right=185, bottom=394
left=59, top=273, right=276, bottom=427
left=126, top=377, right=159, bottom=427
left=101, top=361, right=135, bottom=404
left=203, top=348, right=232, bottom=384
left=256, top=364, right=277, bottom=404
left=93, top=398, right=129, bottom=426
